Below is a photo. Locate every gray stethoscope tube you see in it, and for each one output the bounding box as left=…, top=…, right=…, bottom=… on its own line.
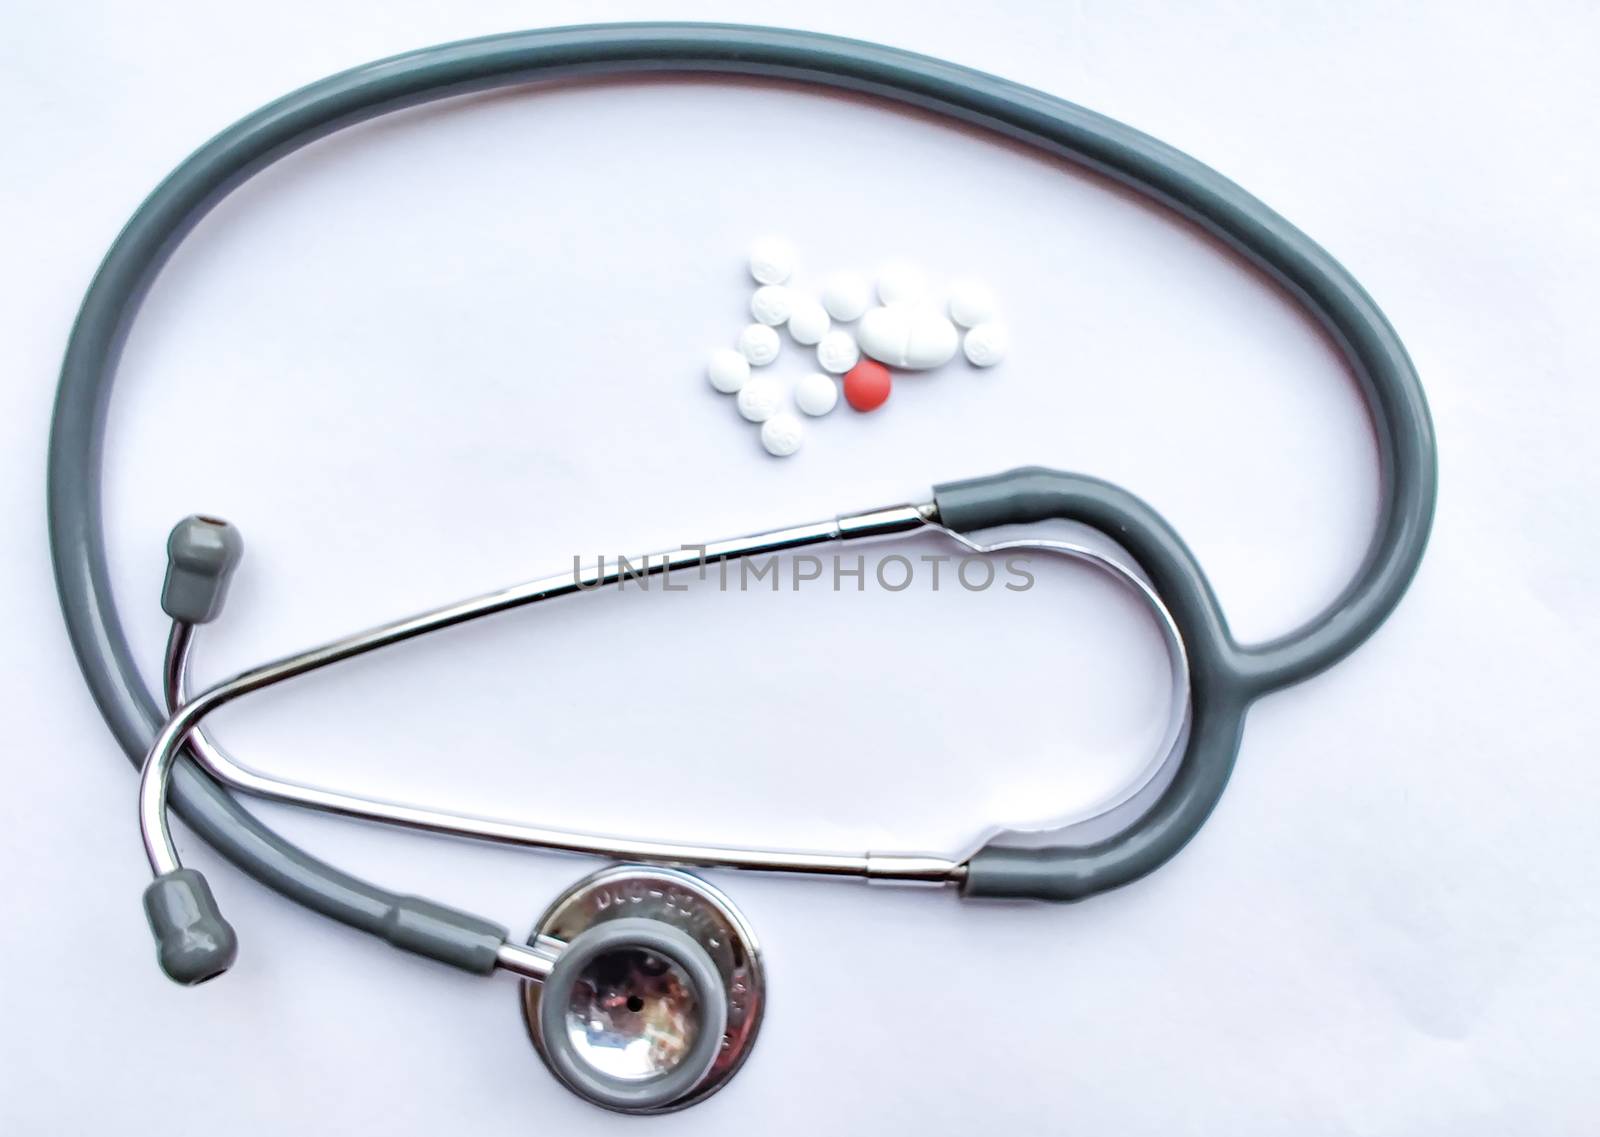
left=48, top=22, right=1436, bottom=1114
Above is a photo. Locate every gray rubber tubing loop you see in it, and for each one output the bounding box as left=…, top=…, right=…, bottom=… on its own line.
left=536, top=918, right=729, bottom=1112
left=49, top=21, right=1436, bottom=944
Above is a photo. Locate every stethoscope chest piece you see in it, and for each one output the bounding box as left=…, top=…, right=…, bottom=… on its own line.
left=519, top=866, right=764, bottom=1113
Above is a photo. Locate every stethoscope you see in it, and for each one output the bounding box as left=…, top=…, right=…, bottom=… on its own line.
left=48, top=24, right=1437, bottom=1114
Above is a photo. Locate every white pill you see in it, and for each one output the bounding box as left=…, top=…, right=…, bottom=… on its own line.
left=947, top=278, right=998, bottom=327
left=749, top=236, right=796, bottom=285
left=786, top=295, right=831, bottom=345
left=963, top=321, right=1010, bottom=367
left=857, top=304, right=959, bottom=370
left=877, top=261, right=930, bottom=306
left=707, top=348, right=750, bottom=394
left=750, top=285, right=793, bottom=326
left=816, top=329, right=861, bottom=374
left=738, top=323, right=781, bottom=366
left=737, top=374, right=784, bottom=422
left=761, top=412, right=805, bottom=457
left=821, top=272, right=871, bottom=321
left=794, top=372, right=839, bottom=416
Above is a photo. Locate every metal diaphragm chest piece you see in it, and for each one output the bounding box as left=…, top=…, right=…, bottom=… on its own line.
left=520, top=866, right=765, bottom=1113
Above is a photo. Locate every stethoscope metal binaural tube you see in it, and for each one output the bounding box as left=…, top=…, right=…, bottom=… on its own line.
left=147, top=504, right=1192, bottom=889
left=140, top=504, right=954, bottom=883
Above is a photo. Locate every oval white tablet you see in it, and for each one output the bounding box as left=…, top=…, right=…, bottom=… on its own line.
left=738, top=323, right=781, bottom=366
left=816, top=329, right=861, bottom=374
left=794, top=372, right=839, bottom=416
left=750, top=285, right=793, bottom=326
left=786, top=295, right=831, bottom=345
left=877, top=262, right=929, bottom=306
left=963, top=321, right=1009, bottom=367
left=707, top=348, right=750, bottom=394
left=748, top=236, right=796, bottom=285
left=761, top=412, right=804, bottom=457
left=737, top=374, right=784, bottom=422
left=858, top=304, right=959, bottom=370
left=821, top=272, right=871, bottom=322
left=947, top=278, right=998, bottom=327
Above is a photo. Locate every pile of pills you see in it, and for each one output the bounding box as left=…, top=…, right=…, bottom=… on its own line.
left=706, top=237, right=1010, bottom=456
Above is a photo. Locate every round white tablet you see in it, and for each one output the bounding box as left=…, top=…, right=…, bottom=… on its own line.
left=963, top=321, right=1010, bottom=367
left=786, top=295, right=831, bottom=345
left=737, top=374, right=784, bottom=422
left=738, top=323, right=781, bottom=366
left=750, top=284, right=793, bottom=326
left=816, top=329, right=861, bottom=374
left=761, top=412, right=805, bottom=457
left=947, top=278, right=998, bottom=327
left=794, top=372, right=839, bottom=416
left=748, top=236, right=796, bottom=285
left=877, top=261, right=929, bottom=306
left=707, top=348, right=750, bottom=394
left=821, top=272, right=871, bottom=322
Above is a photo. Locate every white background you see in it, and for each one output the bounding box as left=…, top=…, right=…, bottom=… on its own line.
left=2, top=1, right=1596, bottom=1133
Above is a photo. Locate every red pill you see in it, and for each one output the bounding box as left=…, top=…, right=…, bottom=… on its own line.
left=843, top=360, right=892, bottom=412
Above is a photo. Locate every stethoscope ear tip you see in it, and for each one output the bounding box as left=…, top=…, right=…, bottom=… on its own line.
left=143, top=868, right=238, bottom=985
left=162, top=515, right=243, bottom=626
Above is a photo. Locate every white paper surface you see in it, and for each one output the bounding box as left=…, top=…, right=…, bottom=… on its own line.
left=1, top=2, right=1595, bottom=1133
